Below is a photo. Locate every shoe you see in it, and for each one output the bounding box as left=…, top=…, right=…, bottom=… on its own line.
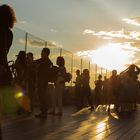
left=55, top=112, right=63, bottom=116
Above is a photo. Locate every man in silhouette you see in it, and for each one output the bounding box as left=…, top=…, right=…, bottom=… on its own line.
left=35, top=48, right=52, bottom=118
left=74, top=69, right=82, bottom=110
left=26, top=52, right=36, bottom=112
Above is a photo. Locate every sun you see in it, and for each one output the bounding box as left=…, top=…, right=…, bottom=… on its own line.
left=91, top=43, right=132, bottom=71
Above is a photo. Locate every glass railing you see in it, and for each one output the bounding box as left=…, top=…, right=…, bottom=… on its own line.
left=26, top=33, right=46, bottom=59
left=8, top=28, right=26, bottom=61
left=8, top=27, right=111, bottom=89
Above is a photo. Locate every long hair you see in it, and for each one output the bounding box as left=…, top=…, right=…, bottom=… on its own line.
left=56, top=56, right=65, bottom=67
left=17, top=51, right=26, bottom=66
left=0, top=4, right=16, bottom=28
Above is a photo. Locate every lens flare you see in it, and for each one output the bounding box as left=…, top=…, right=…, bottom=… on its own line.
left=14, top=91, right=30, bottom=111
left=14, top=92, right=23, bottom=99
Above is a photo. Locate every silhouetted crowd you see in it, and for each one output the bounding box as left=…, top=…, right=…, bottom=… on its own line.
left=1, top=3, right=140, bottom=140
left=74, top=64, right=140, bottom=113
left=11, top=48, right=72, bottom=118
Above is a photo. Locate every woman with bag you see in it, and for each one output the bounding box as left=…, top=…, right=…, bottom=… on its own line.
left=49, top=56, right=66, bottom=116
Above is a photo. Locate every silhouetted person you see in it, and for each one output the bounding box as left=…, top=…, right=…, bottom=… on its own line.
left=109, top=70, right=120, bottom=111
left=0, top=4, right=16, bottom=139
left=127, top=64, right=140, bottom=82
left=14, top=51, right=26, bottom=88
left=102, top=76, right=109, bottom=105
left=35, top=48, right=52, bottom=119
left=26, top=52, right=36, bottom=112
left=94, top=74, right=103, bottom=106
left=74, top=69, right=82, bottom=110
left=14, top=51, right=28, bottom=115
left=120, top=64, right=140, bottom=112
left=50, top=56, right=66, bottom=116
left=0, top=4, right=16, bottom=86
left=81, top=69, right=94, bottom=110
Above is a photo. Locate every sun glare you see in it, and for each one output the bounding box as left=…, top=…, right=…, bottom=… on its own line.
left=77, top=43, right=136, bottom=72
left=91, top=44, right=131, bottom=71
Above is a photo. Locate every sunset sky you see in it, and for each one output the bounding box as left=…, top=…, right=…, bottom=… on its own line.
left=1, top=0, right=140, bottom=70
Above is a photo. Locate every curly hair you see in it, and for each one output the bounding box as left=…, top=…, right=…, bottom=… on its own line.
left=0, top=4, right=16, bottom=28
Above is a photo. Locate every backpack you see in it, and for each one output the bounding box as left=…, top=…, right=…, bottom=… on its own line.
left=65, top=72, right=72, bottom=82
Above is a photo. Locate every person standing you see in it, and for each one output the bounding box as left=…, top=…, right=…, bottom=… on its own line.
left=74, top=69, right=82, bottom=110
left=35, top=48, right=52, bottom=119
left=0, top=4, right=16, bottom=139
left=50, top=56, right=66, bottom=116
left=94, top=74, right=103, bottom=106
left=81, top=69, right=94, bottom=110
left=14, top=51, right=26, bottom=89
left=26, top=52, right=36, bottom=112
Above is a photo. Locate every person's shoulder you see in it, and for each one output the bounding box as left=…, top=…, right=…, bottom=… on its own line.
left=36, top=58, right=41, bottom=62
left=8, top=29, right=13, bottom=36
left=48, top=58, right=53, bottom=65
left=35, top=58, right=42, bottom=64
left=64, top=66, right=66, bottom=71
left=63, top=66, right=66, bottom=72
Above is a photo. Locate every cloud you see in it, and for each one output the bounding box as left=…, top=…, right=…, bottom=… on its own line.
left=18, top=38, right=45, bottom=49
left=19, top=20, right=27, bottom=24
left=50, top=29, right=57, bottom=33
left=18, top=38, right=62, bottom=50
left=83, top=29, right=140, bottom=41
left=123, top=17, right=140, bottom=26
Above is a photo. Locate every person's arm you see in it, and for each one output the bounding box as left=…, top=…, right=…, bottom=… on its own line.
left=7, top=29, right=13, bottom=53
left=135, top=65, right=140, bottom=75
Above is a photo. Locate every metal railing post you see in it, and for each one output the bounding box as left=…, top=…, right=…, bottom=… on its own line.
left=71, top=54, right=73, bottom=87
left=60, top=48, right=62, bottom=56
left=45, top=41, right=47, bottom=48
left=25, top=32, right=28, bottom=53
left=95, top=64, right=97, bottom=81
left=81, top=57, right=83, bottom=73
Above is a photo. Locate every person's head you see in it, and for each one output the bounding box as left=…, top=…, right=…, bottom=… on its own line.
left=104, top=76, right=107, bottom=80
left=76, top=69, right=80, bottom=76
left=128, top=64, right=135, bottom=72
left=98, top=74, right=102, bottom=80
left=83, top=69, right=89, bottom=76
left=56, top=56, right=65, bottom=67
left=112, top=69, right=117, bottom=76
left=0, top=4, right=16, bottom=28
left=17, top=51, right=26, bottom=64
left=27, top=52, right=33, bottom=62
left=41, top=48, right=50, bottom=59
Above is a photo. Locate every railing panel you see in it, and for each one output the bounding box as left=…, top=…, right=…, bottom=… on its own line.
left=8, top=28, right=26, bottom=61
left=27, top=33, right=45, bottom=60
left=62, top=49, right=73, bottom=86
